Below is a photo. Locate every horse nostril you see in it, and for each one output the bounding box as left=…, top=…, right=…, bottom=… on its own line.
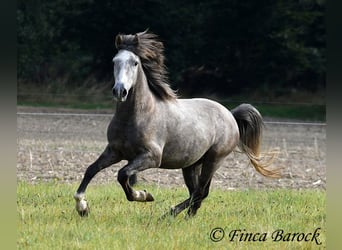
left=112, top=83, right=128, bottom=101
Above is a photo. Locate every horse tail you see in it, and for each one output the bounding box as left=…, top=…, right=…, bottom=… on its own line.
left=231, top=103, right=280, bottom=178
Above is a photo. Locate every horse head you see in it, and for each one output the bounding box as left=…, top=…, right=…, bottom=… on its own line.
left=112, top=36, right=140, bottom=102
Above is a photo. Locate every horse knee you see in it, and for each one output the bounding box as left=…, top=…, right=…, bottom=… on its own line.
left=129, top=174, right=137, bottom=186
left=117, top=168, right=128, bottom=184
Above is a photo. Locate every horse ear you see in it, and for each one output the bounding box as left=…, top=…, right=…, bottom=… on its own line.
left=115, top=35, right=122, bottom=48
left=133, top=34, right=139, bottom=44
left=137, top=28, right=149, bottom=36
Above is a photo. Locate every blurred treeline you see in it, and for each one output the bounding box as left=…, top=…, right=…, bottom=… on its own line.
left=18, top=0, right=325, bottom=98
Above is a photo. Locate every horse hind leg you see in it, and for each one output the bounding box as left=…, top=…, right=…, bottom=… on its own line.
left=159, top=162, right=201, bottom=220
left=187, top=154, right=224, bottom=217
left=172, top=163, right=201, bottom=216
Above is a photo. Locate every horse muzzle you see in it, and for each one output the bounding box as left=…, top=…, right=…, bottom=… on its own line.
left=112, top=82, right=128, bottom=102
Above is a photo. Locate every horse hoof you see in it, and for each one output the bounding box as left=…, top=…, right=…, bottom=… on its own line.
left=145, top=192, right=154, bottom=202
left=186, top=208, right=197, bottom=218
left=78, top=207, right=89, bottom=217
left=75, top=198, right=89, bottom=217
left=133, top=190, right=154, bottom=202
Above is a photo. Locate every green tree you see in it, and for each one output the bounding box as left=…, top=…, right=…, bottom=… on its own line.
left=17, top=0, right=325, bottom=97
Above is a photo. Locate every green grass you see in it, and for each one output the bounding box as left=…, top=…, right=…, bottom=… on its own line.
left=17, top=182, right=326, bottom=249
left=17, top=99, right=325, bottom=121
left=222, top=102, right=325, bottom=121
left=255, top=104, right=325, bottom=121
left=18, top=100, right=113, bottom=110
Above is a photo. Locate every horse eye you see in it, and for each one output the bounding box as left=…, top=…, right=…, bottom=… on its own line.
left=134, top=61, right=138, bottom=66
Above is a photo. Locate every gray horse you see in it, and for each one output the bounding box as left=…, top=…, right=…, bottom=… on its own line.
left=74, top=31, right=278, bottom=217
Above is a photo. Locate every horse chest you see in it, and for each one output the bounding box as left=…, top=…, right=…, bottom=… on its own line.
left=107, top=123, right=148, bottom=159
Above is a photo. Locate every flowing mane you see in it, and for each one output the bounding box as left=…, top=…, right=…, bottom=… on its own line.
left=115, top=30, right=177, bottom=101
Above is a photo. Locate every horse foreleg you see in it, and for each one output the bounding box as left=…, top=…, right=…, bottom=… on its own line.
left=74, top=146, right=120, bottom=217
left=117, top=153, right=160, bottom=202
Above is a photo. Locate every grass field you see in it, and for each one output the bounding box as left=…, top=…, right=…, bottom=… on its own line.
left=17, top=182, right=326, bottom=249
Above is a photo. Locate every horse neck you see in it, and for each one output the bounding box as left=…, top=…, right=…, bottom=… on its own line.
left=115, top=66, right=155, bottom=121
